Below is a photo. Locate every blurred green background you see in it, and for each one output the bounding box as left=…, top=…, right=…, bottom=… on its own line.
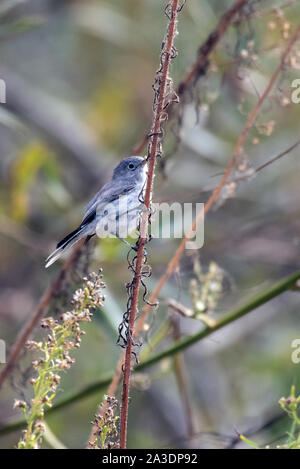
left=0, top=0, right=300, bottom=449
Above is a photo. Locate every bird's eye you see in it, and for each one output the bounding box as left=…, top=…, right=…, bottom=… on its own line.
left=128, top=163, right=135, bottom=170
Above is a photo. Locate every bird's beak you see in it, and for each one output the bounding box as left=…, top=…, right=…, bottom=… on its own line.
left=138, top=158, right=148, bottom=167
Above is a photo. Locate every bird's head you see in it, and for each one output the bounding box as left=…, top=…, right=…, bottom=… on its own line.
left=112, top=156, right=147, bottom=184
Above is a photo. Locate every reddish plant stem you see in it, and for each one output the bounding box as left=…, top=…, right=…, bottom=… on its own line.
left=177, top=0, right=247, bottom=93
left=132, top=0, right=248, bottom=155
left=170, top=313, right=195, bottom=438
left=119, top=0, right=181, bottom=449
left=88, top=1, right=251, bottom=446
left=157, top=139, right=300, bottom=201
left=0, top=0, right=248, bottom=394
left=91, top=25, right=300, bottom=444
left=0, top=239, right=85, bottom=389
left=134, top=24, right=300, bottom=333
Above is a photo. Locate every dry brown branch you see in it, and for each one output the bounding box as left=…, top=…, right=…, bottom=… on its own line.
left=133, top=23, right=300, bottom=335
left=0, top=238, right=86, bottom=389
left=155, top=139, right=300, bottom=202
left=170, top=312, right=196, bottom=438
left=118, top=0, right=182, bottom=449
left=167, top=298, right=193, bottom=318
left=132, top=0, right=249, bottom=155
left=90, top=24, right=300, bottom=437
left=254, top=140, right=300, bottom=174
left=1, top=0, right=249, bottom=395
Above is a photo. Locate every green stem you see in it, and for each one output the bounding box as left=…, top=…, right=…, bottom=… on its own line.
left=140, top=269, right=300, bottom=368
left=2, top=269, right=300, bottom=438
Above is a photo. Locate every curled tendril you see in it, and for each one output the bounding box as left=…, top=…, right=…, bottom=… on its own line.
left=117, top=0, right=183, bottom=363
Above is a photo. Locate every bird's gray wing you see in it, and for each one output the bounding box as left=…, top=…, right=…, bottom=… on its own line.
left=81, top=182, right=136, bottom=226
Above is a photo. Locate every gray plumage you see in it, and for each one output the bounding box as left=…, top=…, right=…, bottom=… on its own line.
left=45, top=156, right=147, bottom=268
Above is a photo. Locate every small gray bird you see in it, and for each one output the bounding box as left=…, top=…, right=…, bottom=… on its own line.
left=45, top=156, right=147, bottom=268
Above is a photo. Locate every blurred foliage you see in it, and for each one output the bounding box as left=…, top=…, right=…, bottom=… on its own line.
left=241, top=385, right=300, bottom=448
left=10, top=142, right=58, bottom=221
left=0, top=0, right=300, bottom=449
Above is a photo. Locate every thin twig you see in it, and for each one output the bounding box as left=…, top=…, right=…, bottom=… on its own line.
left=119, top=0, right=182, bottom=449
left=137, top=269, right=300, bottom=368
left=88, top=0, right=249, bottom=446
left=0, top=0, right=249, bottom=398
left=91, top=24, right=300, bottom=431
left=157, top=139, right=300, bottom=202
left=132, top=0, right=249, bottom=155
left=255, top=140, right=300, bottom=173
left=170, top=313, right=196, bottom=438
left=3, top=268, right=300, bottom=438
left=134, top=23, right=300, bottom=339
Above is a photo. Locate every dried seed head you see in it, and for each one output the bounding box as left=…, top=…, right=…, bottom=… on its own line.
left=41, top=317, right=56, bottom=329
left=13, top=399, right=27, bottom=410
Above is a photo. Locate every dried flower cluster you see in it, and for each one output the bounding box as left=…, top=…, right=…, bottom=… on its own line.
left=15, top=271, right=105, bottom=449
left=277, top=385, right=300, bottom=449
left=188, top=258, right=223, bottom=326
left=167, top=258, right=224, bottom=328
left=88, top=395, right=119, bottom=449
left=242, top=386, right=300, bottom=449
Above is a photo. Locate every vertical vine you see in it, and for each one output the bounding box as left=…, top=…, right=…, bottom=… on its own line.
left=118, top=0, right=184, bottom=449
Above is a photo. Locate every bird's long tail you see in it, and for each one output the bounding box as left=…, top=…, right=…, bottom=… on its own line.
left=45, top=225, right=86, bottom=268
